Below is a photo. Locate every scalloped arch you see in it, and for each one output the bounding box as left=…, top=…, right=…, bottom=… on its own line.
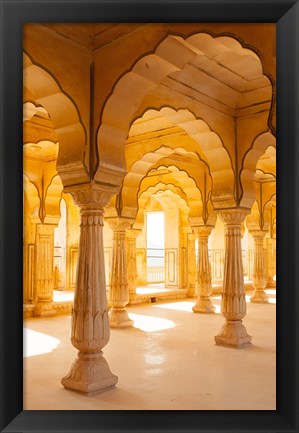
left=23, top=52, right=88, bottom=186
left=96, top=32, right=270, bottom=205
left=240, top=132, right=276, bottom=208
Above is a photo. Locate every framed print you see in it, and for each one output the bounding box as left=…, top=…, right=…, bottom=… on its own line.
left=0, top=0, right=298, bottom=432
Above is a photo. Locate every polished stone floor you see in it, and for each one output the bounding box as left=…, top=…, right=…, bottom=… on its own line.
left=23, top=290, right=276, bottom=410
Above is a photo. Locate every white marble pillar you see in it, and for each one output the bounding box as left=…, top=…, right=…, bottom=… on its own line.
left=192, top=226, right=215, bottom=314
left=215, top=209, right=252, bottom=348
left=108, top=218, right=134, bottom=328
left=127, top=229, right=142, bottom=305
left=34, top=223, right=56, bottom=317
left=267, top=237, right=276, bottom=288
left=250, top=231, right=269, bottom=303
left=61, top=185, right=118, bottom=395
left=187, top=232, right=197, bottom=297
left=180, top=227, right=189, bottom=290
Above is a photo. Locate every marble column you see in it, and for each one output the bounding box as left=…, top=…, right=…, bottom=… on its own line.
left=215, top=209, right=252, bottom=348
left=108, top=218, right=134, bottom=328
left=192, top=226, right=215, bottom=314
left=61, top=185, right=118, bottom=395
left=127, top=229, right=142, bottom=305
left=250, top=231, right=269, bottom=303
left=180, top=227, right=189, bottom=290
left=34, top=223, right=56, bottom=317
left=187, top=232, right=197, bottom=297
left=267, top=237, right=276, bottom=288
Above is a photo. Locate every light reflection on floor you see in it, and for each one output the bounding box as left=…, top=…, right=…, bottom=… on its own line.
left=23, top=329, right=60, bottom=357
left=153, top=300, right=222, bottom=314
left=130, top=313, right=175, bottom=332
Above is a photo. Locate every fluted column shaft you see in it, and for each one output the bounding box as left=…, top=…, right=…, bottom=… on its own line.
left=180, top=227, right=189, bottom=290
left=187, top=233, right=197, bottom=297
left=192, top=226, right=215, bottom=314
left=215, top=209, right=252, bottom=348
left=108, top=218, right=134, bottom=328
left=61, top=185, right=118, bottom=395
left=34, top=224, right=56, bottom=317
left=127, top=229, right=142, bottom=305
left=250, top=231, right=269, bottom=303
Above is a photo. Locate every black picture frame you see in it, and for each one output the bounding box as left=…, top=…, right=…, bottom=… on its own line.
left=1, top=0, right=298, bottom=432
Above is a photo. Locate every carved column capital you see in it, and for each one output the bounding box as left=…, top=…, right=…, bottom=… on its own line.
left=249, top=229, right=267, bottom=239
left=36, top=223, right=57, bottom=236
left=126, top=228, right=141, bottom=240
left=192, top=225, right=214, bottom=238
left=217, top=208, right=249, bottom=226
left=107, top=217, right=133, bottom=232
left=65, top=182, right=117, bottom=210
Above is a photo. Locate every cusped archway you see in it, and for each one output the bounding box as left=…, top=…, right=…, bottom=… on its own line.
left=23, top=52, right=88, bottom=186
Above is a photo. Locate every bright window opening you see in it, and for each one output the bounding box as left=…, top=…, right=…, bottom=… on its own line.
left=146, top=212, right=165, bottom=283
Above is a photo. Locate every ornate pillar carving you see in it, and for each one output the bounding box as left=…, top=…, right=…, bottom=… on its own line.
left=127, top=228, right=142, bottom=305
left=187, top=232, right=197, bottom=297
left=108, top=218, right=134, bottom=328
left=61, top=184, right=118, bottom=395
left=214, top=209, right=252, bottom=348
left=192, top=226, right=215, bottom=314
left=250, top=230, right=269, bottom=303
left=34, top=223, right=57, bottom=317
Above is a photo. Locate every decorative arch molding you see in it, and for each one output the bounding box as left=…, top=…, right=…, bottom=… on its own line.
left=135, top=183, right=191, bottom=227
left=96, top=32, right=273, bottom=195
left=97, top=30, right=275, bottom=137
left=121, top=156, right=203, bottom=219
left=23, top=174, right=41, bottom=223
left=23, top=51, right=89, bottom=186
left=139, top=166, right=203, bottom=218
left=124, top=108, right=233, bottom=207
left=127, top=107, right=233, bottom=188
left=239, top=131, right=276, bottom=208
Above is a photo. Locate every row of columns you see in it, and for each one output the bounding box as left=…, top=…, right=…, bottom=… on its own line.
left=29, top=186, right=275, bottom=394
left=32, top=220, right=272, bottom=320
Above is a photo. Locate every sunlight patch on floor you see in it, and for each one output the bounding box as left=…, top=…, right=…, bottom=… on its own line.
left=23, top=328, right=60, bottom=357
left=130, top=313, right=175, bottom=332
left=153, top=301, right=194, bottom=312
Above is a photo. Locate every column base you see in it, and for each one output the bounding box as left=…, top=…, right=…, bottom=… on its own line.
left=192, top=297, right=215, bottom=314
left=187, top=284, right=196, bottom=298
left=109, top=308, right=134, bottom=328
left=61, top=352, right=118, bottom=395
left=34, top=301, right=56, bottom=317
left=128, top=294, right=143, bottom=305
left=250, top=290, right=269, bottom=303
left=214, top=320, right=252, bottom=348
